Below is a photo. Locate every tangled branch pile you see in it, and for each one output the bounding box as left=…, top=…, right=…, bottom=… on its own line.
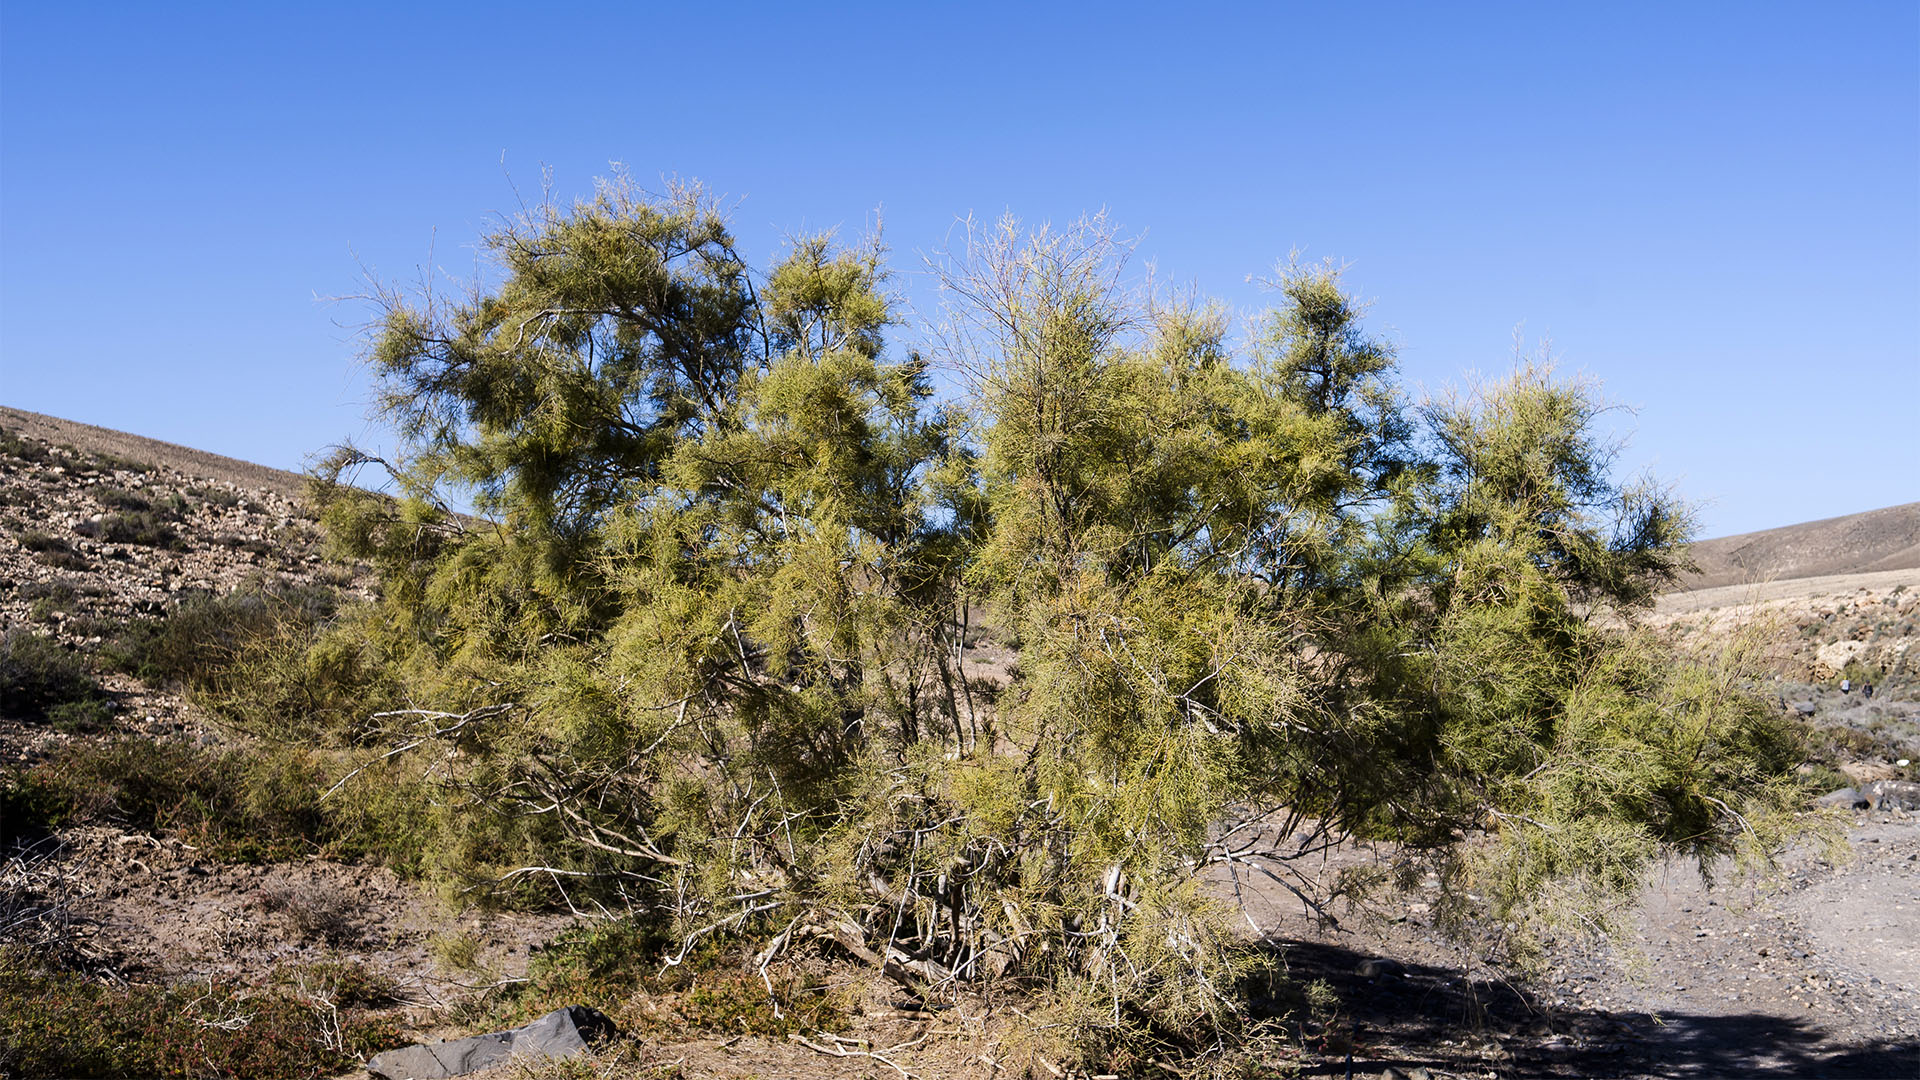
left=289, top=178, right=1798, bottom=1063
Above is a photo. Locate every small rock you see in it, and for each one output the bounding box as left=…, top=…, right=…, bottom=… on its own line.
left=1816, top=787, right=1871, bottom=810
left=1356, top=957, right=1405, bottom=979
left=366, top=1006, right=613, bottom=1079
left=1870, top=780, right=1920, bottom=811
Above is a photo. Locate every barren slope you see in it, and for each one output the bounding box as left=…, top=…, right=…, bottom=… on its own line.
left=0, top=405, right=311, bottom=500
left=1684, top=503, right=1920, bottom=590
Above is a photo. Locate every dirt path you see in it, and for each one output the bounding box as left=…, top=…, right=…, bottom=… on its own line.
left=1203, top=804, right=1919, bottom=1078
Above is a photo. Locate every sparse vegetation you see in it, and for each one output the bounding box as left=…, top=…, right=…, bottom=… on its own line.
left=0, top=738, right=435, bottom=868
left=0, top=425, right=54, bottom=465
left=0, top=629, right=114, bottom=733
left=102, top=581, right=334, bottom=687
left=253, top=882, right=356, bottom=943
left=187, top=483, right=243, bottom=509
left=75, top=507, right=182, bottom=549
left=18, top=529, right=89, bottom=571
left=467, top=921, right=850, bottom=1043
left=0, top=946, right=397, bottom=1079
left=84, top=449, right=156, bottom=474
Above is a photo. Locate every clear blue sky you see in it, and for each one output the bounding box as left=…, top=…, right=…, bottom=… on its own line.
left=2, top=2, right=1914, bottom=539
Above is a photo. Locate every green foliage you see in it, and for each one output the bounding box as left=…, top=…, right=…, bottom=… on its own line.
left=1838, top=658, right=1881, bottom=687
left=0, top=769, right=70, bottom=849
left=268, top=182, right=1800, bottom=1067
left=0, top=947, right=398, bottom=1079
left=477, top=920, right=846, bottom=1040
left=101, top=580, right=396, bottom=741
left=19, top=529, right=90, bottom=570
left=18, top=530, right=68, bottom=554
left=0, top=425, right=54, bottom=465
left=81, top=510, right=180, bottom=548
left=23, top=580, right=81, bottom=623
left=85, top=449, right=157, bottom=474
left=3, top=738, right=436, bottom=868
left=0, top=629, right=114, bottom=731
left=187, top=483, right=244, bottom=508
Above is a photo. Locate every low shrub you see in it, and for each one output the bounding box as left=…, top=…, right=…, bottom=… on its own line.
left=270, top=959, right=400, bottom=1008
left=19, top=530, right=71, bottom=553
left=253, top=883, right=356, bottom=943
left=26, top=582, right=78, bottom=623
left=101, top=581, right=399, bottom=743
left=213, top=533, right=276, bottom=555
left=31, top=547, right=90, bottom=572
left=75, top=508, right=181, bottom=549
left=103, top=583, right=338, bottom=689
left=0, top=770, right=71, bottom=849
left=93, top=486, right=156, bottom=512
left=187, top=484, right=243, bottom=509
left=0, top=947, right=398, bottom=1079
left=0, top=426, right=53, bottom=465
left=85, top=449, right=155, bottom=474
left=474, top=921, right=847, bottom=1040
left=1839, top=659, right=1883, bottom=689
left=0, top=630, right=113, bottom=731
left=3, top=738, right=437, bottom=869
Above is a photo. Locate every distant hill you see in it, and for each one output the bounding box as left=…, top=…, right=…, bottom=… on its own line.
left=0, top=405, right=310, bottom=499
left=1682, top=503, right=1920, bottom=590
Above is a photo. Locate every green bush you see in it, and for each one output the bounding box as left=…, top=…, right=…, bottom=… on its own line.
left=93, top=486, right=157, bottom=512
left=0, top=770, right=71, bottom=849
left=102, top=581, right=398, bottom=743
left=0, top=630, right=113, bottom=730
left=76, top=508, right=181, bottom=549
left=1839, top=659, right=1882, bottom=689
left=474, top=920, right=845, bottom=1040
left=20, top=530, right=89, bottom=571
left=0, top=426, right=53, bottom=465
left=0, top=947, right=398, bottom=1079
left=25, top=581, right=79, bottom=623
left=18, top=531, right=66, bottom=553
left=103, top=583, right=339, bottom=689
left=187, top=484, right=243, bottom=509
left=18, top=530, right=92, bottom=572
left=85, top=449, right=155, bottom=474
left=270, top=959, right=400, bottom=1008
left=3, top=738, right=437, bottom=868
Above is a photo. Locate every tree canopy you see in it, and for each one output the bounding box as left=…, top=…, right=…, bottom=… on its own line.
left=302, top=178, right=1800, bottom=1067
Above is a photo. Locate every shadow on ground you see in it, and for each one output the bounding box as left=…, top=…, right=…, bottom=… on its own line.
left=1270, top=940, right=1918, bottom=1079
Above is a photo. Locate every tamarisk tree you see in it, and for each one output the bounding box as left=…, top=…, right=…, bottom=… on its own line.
left=305, top=180, right=1799, bottom=1065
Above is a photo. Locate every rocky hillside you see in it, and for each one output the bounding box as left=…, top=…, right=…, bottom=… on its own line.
left=0, top=418, right=367, bottom=762
left=0, top=406, right=311, bottom=499
left=1684, top=502, right=1920, bottom=590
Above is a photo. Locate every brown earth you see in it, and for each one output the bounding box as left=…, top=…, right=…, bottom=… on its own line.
left=1683, top=504, right=1920, bottom=591
left=4, top=414, right=1918, bottom=1079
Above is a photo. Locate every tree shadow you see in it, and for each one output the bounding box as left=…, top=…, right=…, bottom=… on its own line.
left=1264, top=939, right=1918, bottom=1078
